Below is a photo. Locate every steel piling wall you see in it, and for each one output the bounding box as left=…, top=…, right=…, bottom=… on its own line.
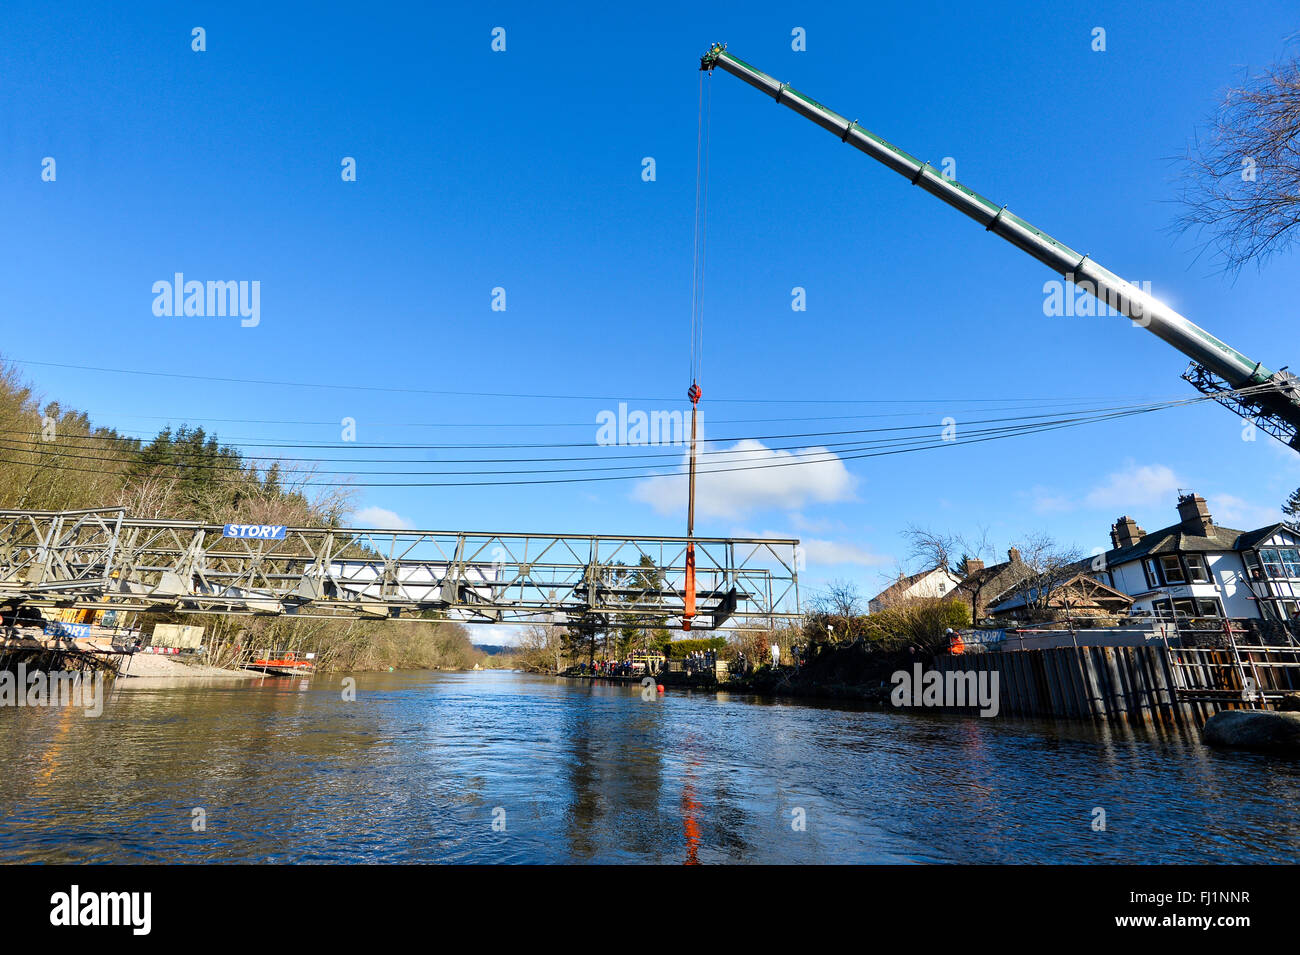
left=929, top=645, right=1275, bottom=726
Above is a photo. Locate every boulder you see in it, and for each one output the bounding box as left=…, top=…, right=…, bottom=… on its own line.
left=1202, top=710, right=1300, bottom=752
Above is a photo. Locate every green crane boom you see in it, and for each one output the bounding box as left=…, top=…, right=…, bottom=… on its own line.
left=700, top=43, right=1300, bottom=449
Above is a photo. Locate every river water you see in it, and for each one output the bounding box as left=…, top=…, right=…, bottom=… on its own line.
left=0, top=669, right=1295, bottom=863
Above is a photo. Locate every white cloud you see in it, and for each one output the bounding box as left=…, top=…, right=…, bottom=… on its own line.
left=353, top=506, right=414, bottom=530
left=1026, top=461, right=1285, bottom=530
left=740, top=527, right=892, bottom=568
left=1024, top=462, right=1183, bottom=516
left=798, top=538, right=893, bottom=567
left=1207, top=493, right=1282, bottom=529
left=1084, top=463, right=1182, bottom=511
left=788, top=512, right=842, bottom=534
left=1028, top=486, right=1076, bottom=514
left=631, top=439, right=856, bottom=521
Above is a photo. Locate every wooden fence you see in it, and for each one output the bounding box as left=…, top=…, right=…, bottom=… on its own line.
left=931, top=643, right=1300, bottom=726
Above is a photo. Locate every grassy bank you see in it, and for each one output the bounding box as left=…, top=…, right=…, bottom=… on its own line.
left=736, top=642, right=923, bottom=704
left=0, top=358, right=485, bottom=674
left=182, top=615, right=484, bottom=673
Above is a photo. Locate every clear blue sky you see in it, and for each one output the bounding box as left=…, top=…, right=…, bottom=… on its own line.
left=3, top=0, right=1298, bottom=610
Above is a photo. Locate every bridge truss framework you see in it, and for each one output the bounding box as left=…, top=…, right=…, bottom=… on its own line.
left=0, top=509, right=801, bottom=633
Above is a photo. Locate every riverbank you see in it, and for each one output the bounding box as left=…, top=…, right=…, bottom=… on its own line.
left=116, top=653, right=260, bottom=680
left=558, top=643, right=1002, bottom=713
left=559, top=643, right=908, bottom=705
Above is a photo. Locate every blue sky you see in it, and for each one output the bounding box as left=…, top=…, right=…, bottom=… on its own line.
left=3, top=0, right=1298, bottom=613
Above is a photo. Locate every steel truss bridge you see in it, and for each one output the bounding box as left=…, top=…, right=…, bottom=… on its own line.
left=0, top=509, right=801, bottom=632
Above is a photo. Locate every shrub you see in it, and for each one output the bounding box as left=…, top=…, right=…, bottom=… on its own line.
left=662, top=637, right=727, bottom=658
left=859, top=597, right=971, bottom=653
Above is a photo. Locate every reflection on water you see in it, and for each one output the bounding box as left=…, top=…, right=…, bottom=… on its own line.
left=0, top=669, right=1296, bottom=863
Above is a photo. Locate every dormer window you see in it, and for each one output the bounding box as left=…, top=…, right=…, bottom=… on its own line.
left=1184, top=554, right=1210, bottom=583
left=1283, top=548, right=1300, bottom=578
left=1257, top=548, right=1300, bottom=579
left=1145, top=553, right=1211, bottom=587
left=1159, top=555, right=1187, bottom=584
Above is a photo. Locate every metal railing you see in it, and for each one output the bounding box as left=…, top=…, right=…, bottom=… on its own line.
left=0, top=508, right=800, bottom=632
left=1162, top=619, right=1300, bottom=706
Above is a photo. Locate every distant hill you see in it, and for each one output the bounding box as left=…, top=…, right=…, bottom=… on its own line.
left=473, top=644, right=513, bottom=656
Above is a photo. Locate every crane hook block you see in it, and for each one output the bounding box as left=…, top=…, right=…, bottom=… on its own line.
left=687, top=382, right=702, bottom=404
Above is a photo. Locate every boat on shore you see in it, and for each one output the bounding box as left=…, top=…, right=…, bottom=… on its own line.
left=242, top=649, right=316, bottom=677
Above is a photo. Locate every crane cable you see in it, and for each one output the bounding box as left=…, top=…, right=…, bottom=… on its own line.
left=690, top=71, right=711, bottom=389
left=685, top=71, right=712, bottom=630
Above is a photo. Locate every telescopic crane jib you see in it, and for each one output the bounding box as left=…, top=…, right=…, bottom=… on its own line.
left=699, top=43, right=1300, bottom=451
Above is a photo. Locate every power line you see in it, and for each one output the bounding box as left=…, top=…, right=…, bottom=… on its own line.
left=0, top=355, right=1233, bottom=406
left=0, top=400, right=1194, bottom=487
left=0, top=393, right=1232, bottom=453
left=21, top=393, right=1211, bottom=430
left=0, top=409, right=1156, bottom=476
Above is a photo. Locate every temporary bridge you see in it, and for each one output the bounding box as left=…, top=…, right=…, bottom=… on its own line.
left=0, top=508, right=800, bottom=632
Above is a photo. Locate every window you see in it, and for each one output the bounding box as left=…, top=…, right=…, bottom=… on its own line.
left=1261, top=548, right=1285, bottom=579
left=1159, top=555, right=1186, bottom=584
left=1194, top=598, right=1223, bottom=617
left=1143, top=559, right=1161, bottom=588
left=1244, top=551, right=1263, bottom=580
left=1171, top=597, right=1223, bottom=619
left=1281, top=548, right=1300, bottom=578
left=1183, top=553, right=1211, bottom=583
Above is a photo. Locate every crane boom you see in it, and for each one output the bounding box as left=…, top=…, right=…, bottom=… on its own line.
left=700, top=44, right=1300, bottom=449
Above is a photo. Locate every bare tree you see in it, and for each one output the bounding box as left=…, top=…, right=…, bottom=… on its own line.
left=810, top=579, right=865, bottom=617
left=510, top=624, right=558, bottom=672
left=113, top=470, right=179, bottom=519
left=903, top=523, right=993, bottom=576
left=951, top=526, right=1000, bottom=621
left=1005, top=532, right=1084, bottom=621
left=1175, top=45, right=1300, bottom=272
left=903, top=524, right=961, bottom=575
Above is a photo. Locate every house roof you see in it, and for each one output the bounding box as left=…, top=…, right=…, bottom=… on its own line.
left=1101, top=519, right=1297, bottom=565
left=989, top=572, right=1134, bottom=614
left=869, top=566, right=951, bottom=605
left=955, top=557, right=1031, bottom=607
left=1232, top=522, right=1292, bottom=552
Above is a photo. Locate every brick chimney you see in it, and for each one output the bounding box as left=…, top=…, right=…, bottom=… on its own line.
left=960, top=557, right=985, bottom=576
left=1176, top=492, right=1213, bottom=536
left=1007, top=547, right=1021, bottom=563
left=1110, top=516, right=1145, bottom=548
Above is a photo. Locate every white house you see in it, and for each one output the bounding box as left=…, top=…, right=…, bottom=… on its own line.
left=868, top=566, right=963, bottom=614
left=1093, top=492, right=1299, bottom=623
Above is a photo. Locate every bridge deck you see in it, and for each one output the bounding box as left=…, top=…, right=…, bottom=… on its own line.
left=0, top=508, right=801, bottom=631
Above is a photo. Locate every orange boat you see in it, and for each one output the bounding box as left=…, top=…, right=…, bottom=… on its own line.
left=245, top=649, right=316, bottom=676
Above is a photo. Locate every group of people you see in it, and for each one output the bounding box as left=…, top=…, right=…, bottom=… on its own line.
left=569, top=643, right=795, bottom=679
left=573, top=658, right=649, bottom=677
left=683, top=649, right=717, bottom=675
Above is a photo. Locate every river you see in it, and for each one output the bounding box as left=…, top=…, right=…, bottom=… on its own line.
left=0, top=669, right=1296, bottom=863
